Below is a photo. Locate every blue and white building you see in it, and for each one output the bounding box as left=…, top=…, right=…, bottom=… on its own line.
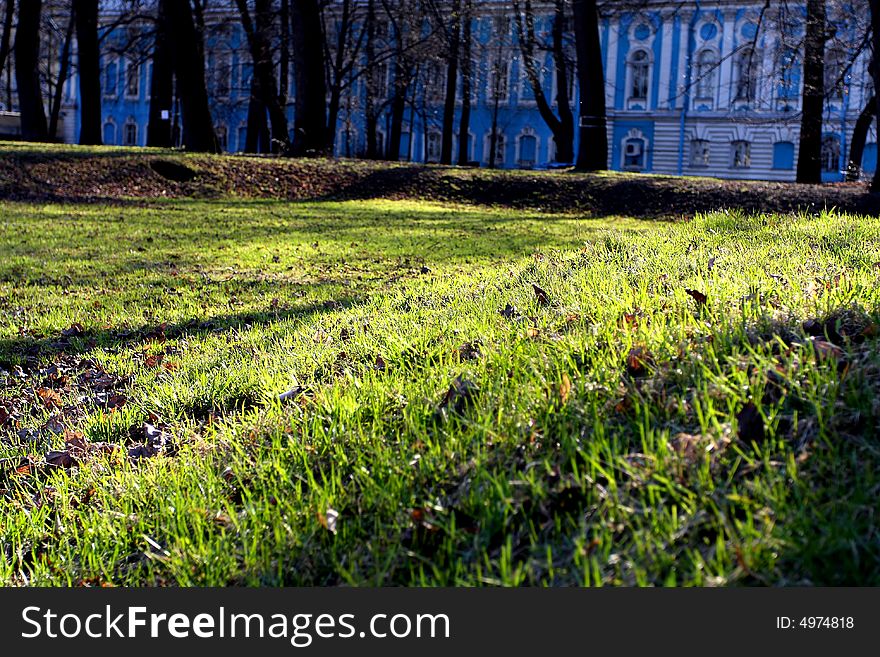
left=4, top=1, right=875, bottom=182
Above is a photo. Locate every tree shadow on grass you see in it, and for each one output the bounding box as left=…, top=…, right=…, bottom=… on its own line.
left=0, top=297, right=359, bottom=368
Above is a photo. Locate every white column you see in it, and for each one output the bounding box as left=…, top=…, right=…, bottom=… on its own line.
left=658, top=11, right=674, bottom=110
left=718, top=10, right=737, bottom=109
left=675, top=12, right=692, bottom=109
left=605, top=19, right=619, bottom=110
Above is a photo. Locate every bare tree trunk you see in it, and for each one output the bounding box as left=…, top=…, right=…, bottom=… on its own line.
left=290, top=0, right=328, bottom=156
left=846, top=94, right=875, bottom=181
left=870, top=0, right=880, bottom=192
left=147, top=0, right=173, bottom=147
left=440, top=0, right=460, bottom=164
left=387, top=57, right=408, bottom=160
left=572, top=0, right=606, bottom=171
left=245, top=93, right=269, bottom=153
left=161, top=0, right=218, bottom=152
left=797, top=0, right=826, bottom=184
left=15, top=0, right=48, bottom=141
left=280, top=0, right=290, bottom=107
left=49, top=10, right=75, bottom=140
left=456, top=0, right=472, bottom=165
left=235, top=0, right=290, bottom=152
left=74, top=0, right=102, bottom=144
left=0, top=0, right=15, bottom=86
left=364, top=0, right=379, bottom=159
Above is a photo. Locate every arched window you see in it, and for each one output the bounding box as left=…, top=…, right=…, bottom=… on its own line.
left=690, top=139, right=710, bottom=167
left=123, top=120, right=138, bottom=146
left=103, top=57, right=118, bottom=98
left=216, top=124, right=228, bottom=151
left=825, top=48, right=846, bottom=101
left=102, top=120, right=116, bottom=145
left=731, top=140, right=751, bottom=168
left=772, top=141, right=795, bottom=170
left=518, top=133, right=537, bottom=168
left=734, top=47, right=760, bottom=102
left=125, top=58, right=139, bottom=98
left=821, top=135, right=841, bottom=173
left=695, top=50, right=717, bottom=99
left=485, top=131, right=506, bottom=166
left=425, top=131, right=441, bottom=162
left=629, top=49, right=650, bottom=101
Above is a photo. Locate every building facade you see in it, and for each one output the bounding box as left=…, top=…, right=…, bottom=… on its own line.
left=5, top=1, right=875, bottom=182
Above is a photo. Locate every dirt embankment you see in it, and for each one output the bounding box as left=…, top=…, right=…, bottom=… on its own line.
left=1, top=144, right=878, bottom=218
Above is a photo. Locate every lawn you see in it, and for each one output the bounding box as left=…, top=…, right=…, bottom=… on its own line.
left=1, top=193, right=879, bottom=586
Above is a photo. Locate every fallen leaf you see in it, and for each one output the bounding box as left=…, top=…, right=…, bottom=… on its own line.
left=61, top=323, right=85, bottom=338
left=625, top=346, right=653, bottom=378
left=36, top=387, right=63, bottom=409
left=559, top=373, right=572, bottom=403
left=532, top=283, right=550, bottom=306
left=685, top=288, right=707, bottom=305
left=318, top=507, right=339, bottom=534
left=46, top=450, right=77, bottom=469
left=438, top=376, right=479, bottom=418
left=736, top=402, right=765, bottom=444
left=500, top=303, right=519, bottom=319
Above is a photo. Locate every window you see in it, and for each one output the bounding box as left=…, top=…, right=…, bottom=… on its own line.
left=373, top=62, right=388, bottom=99
left=776, top=48, right=800, bottom=110
left=123, top=121, right=138, bottom=146
left=825, top=48, right=845, bottom=101
left=734, top=48, right=760, bottom=103
left=629, top=49, right=650, bottom=101
left=237, top=125, right=248, bottom=152
left=488, top=60, right=510, bottom=103
left=455, top=132, right=475, bottom=163
left=102, top=120, right=116, bottom=145
left=695, top=50, right=717, bottom=99
left=426, top=131, right=441, bottom=162
left=821, top=135, right=841, bottom=173
left=772, top=141, right=795, bottom=170
left=622, top=137, right=646, bottom=170
left=125, top=59, right=139, bottom=98
left=216, top=125, right=228, bottom=151
left=518, top=133, right=537, bottom=168
left=213, top=52, right=231, bottom=99
left=103, top=57, right=118, bottom=98
left=690, top=139, right=710, bottom=167
left=376, top=130, right=386, bottom=158
left=425, top=62, right=445, bottom=104
left=731, top=140, right=751, bottom=168
left=486, top=132, right=506, bottom=166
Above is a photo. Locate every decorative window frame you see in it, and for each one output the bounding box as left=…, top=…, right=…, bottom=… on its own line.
left=625, top=47, right=653, bottom=111
left=620, top=127, right=649, bottom=171
left=515, top=126, right=540, bottom=169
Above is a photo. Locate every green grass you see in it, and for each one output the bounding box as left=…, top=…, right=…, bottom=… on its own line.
left=1, top=195, right=879, bottom=586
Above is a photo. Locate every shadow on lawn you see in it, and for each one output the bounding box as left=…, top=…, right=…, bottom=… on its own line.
left=0, top=297, right=359, bottom=367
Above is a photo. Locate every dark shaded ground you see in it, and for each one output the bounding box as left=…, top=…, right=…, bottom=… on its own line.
left=1, top=142, right=879, bottom=218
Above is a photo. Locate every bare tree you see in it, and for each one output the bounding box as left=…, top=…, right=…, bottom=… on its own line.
left=48, top=7, right=75, bottom=140
left=235, top=0, right=289, bottom=152
left=871, top=0, right=880, bottom=191
left=15, top=0, right=48, bottom=141
left=160, top=0, right=218, bottom=152
left=514, top=0, right=575, bottom=163
left=291, top=0, right=328, bottom=155
left=0, top=1, right=14, bottom=84
left=457, top=0, right=473, bottom=165
left=572, top=0, right=606, bottom=170
left=74, top=0, right=102, bottom=144
left=796, top=0, right=826, bottom=183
